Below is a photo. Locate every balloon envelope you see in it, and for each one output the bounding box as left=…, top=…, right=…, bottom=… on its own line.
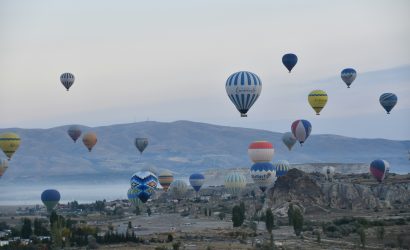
left=379, top=93, right=397, bottom=114
left=135, top=138, right=148, bottom=154
left=370, top=159, right=389, bottom=182
left=282, top=132, right=297, bottom=151
left=248, top=141, right=274, bottom=163
left=0, top=132, right=21, bottom=160
left=189, top=173, right=205, bottom=192
left=67, top=126, right=82, bottom=143
left=158, top=170, right=174, bottom=192
left=82, top=132, right=97, bottom=152
left=224, top=171, right=247, bottom=195
left=41, top=189, right=60, bottom=212
left=130, top=171, right=158, bottom=203
left=250, top=162, right=276, bottom=192
left=308, top=90, right=328, bottom=115
left=291, top=120, right=312, bottom=145
left=274, top=160, right=290, bottom=177
left=341, top=68, right=357, bottom=88
left=170, top=180, right=188, bottom=198
left=282, top=53, right=298, bottom=73
left=60, top=72, right=75, bottom=91
left=127, top=188, right=143, bottom=206
left=0, top=159, right=8, bottom=178
left=322, top=166, right=335, bottom=181
left=225, top=71, right=262, bottom=117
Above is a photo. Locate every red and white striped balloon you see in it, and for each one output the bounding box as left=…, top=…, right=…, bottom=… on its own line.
left=248, top=141, right=274, bottom=163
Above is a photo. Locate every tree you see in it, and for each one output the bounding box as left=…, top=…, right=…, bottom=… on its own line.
left=358, top=227, right=366, bottom=248
left=50, top=211, right=58, bottom=226
left=265, top=209, right=274, bottom=247
left=134, top=206, right=141, bottom=215
left=147, top=207, right=152, bottom=216
left=376, top=226, right=384, bottom=242
left=128, top=221, right=132, bottom=229
left=287, top=204, right=294, bottom=225
left=218, top=212, right=226, bottom=221
left=232, top=205, right=244, bottom=227
left=292, top=208, right=304, bottom=236
left=21, top=218, right=32, bottom=239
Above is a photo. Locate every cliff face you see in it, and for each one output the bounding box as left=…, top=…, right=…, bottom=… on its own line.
left=268, top=169, right=410, bottom=214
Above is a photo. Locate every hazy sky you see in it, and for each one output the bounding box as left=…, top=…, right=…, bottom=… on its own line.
left=1, top=0, right=409, bottom=140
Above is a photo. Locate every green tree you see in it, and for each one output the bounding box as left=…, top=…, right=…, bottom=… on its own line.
left=358, top=227, right=366, bottom=248
left=50, top=210, right=58, bottom=226
left=128, top=221, right=132, bottom=229
left=147, top=207, right=152, bottom=216
left=232, top=205, right=244, bottom=227
left=292, top=208, right=304, bottom=236
left=265, top=209, right=274, bottom=247
left=287, top=204, right=294, bottom=225
left=21, top=218, right=32, bottom=239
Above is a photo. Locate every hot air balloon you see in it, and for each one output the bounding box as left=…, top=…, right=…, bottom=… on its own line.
left=370, top=159, right=389, bottom=183
left=282, top=132, right=297, bottom=151
left=158, top=170, right=174, bottom=192
left=67, top=125, right=82, bottom=143
left=248, top=141, right=274, bottom=163
left=250, top=162, right=276, bottom=192
left=189, top=173, right=205, bottom=193
left=0, top=133, right=21, bottom=160
left=341, top=68, right=357, bottom=88
left=41, top=189, right=60, bottom=212
left=0, top=159, right=8, bottom=178
left=322, top=166, right=335, bottom=181
left=169, top=180, right=188, bottom=199
left=82, top=132, right=97, bottom=152
left=135, top=138, right=148, bottom=154
left=291, top=120, right=312, bottom=145
left=282, top=53, right=298, bottom=73
left=130, top=171, right=158, bottom=203
left=379, top=93, right=398, bottom=114
left=225, top=71, right=262, bottom=117
left=274, top=160, right=290, bottom=177
left=127, top=188, right=143, bottom=207
left=308, top=90, right=328, bottom=115
left=224, top=171, right=247, bottom=195
left=60, top=72, right=75, bottom=91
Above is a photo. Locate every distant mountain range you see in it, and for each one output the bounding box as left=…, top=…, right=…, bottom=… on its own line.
left=0, top=120, right=409, bottom=184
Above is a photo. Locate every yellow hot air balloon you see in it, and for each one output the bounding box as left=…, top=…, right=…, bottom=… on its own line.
left=0, top=133, right=21, bottom=160
left=82, top=132, right=97, bottom=152
left=308, top=90, right=328, bottom=115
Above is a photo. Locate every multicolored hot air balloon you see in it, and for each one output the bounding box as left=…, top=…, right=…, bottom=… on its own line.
left=135, top=138, right=148, bottom=154
left=291, top=120, right=312, bottom=145
left=130, top=171, right=158, bottom=203
left=41, top=189, right=61, bottom=212
left=308, top=90, right=328, bottom=115
left=158, top=170, right=174, bottom=192
left=225, top=71, right=262, bottom=117
left=322, top=166, right=335, bottom=181
left=282, top=53, right=298, bottom=73
left=127, top=188, right=143, bottom=207
left=67, top=125, right=82, bottom=143
left=370, top=159, right=389, bottom=183
left=224, top=171, right=247, bottom=195
left=248, top=141, right=274, bottom=163
left=60, top=73, right=75, bottom=91
left=170, top=180, right=188, bottom=199
left=341, top=68, right=357, bottom=88
left=274, top=160, right=290, bottom=177
left=0, top=159, right=8, bottom=178
left=250, top=162, right=276, bottom=192
left=0, top=133, right=21, bottom=160
left=379, top=93, right=398, bottom=114
left=189, top=173, right=205, bottom=193
left=282, top=132, right=297, bottom=151
left=82, top=132, right=97, bottom=152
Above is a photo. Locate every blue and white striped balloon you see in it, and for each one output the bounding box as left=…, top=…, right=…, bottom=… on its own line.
left=224, top=171, right=247, bottom=195
left=273, top=160, right=290, bottom=177
left=60, top=72, right=75, bottom=91
left=225, top=71, right=262, bottom=117
left=189, top=173, right=205, bottom=192
left=341, top=68, right=357, bottom=88
left=379, top=93, right=397, bottom=114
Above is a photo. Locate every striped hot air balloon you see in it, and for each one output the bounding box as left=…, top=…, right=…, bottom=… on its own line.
left=224, top=171, right=247, bottom=195
left=158, top=170, right=174, bottom=192
left=308, top=90, right=328, bottom=115
left=291, top=120, right=312, bottom=145
left=41, top=189, right=60, bottom=212
left=189, top=173, right=205, bottom=192
left=274, top=160, right=290, bottom=177
left=379, top=93, right=398, bottom=114
left=341, top=68, right=357, bottom=88
left=169, top=180, right=188, bottom=199
left=370, top=159, right=389, bottom=183
left=60, top=72, right=75, bottom=91
left=282, top=132, right=297, bottom=151
left=135, top=138, right=148, bottom=154
left=250, top=162, right=276, bottom=192
left=127, top=188, right=143, bottom=207
left=225, top=71, right=262, bottom=117
left=130, top=171, right=158, bottom=203
left=248, top=141, right=274, bottom=163
left=0, top=133, right=21, bottom=160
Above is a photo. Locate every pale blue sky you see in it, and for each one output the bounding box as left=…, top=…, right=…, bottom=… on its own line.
left=0, top=0, right=409, bottom=139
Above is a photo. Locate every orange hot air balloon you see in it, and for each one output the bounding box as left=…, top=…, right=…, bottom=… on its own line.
left=82, top=132, right=97, bottom=152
